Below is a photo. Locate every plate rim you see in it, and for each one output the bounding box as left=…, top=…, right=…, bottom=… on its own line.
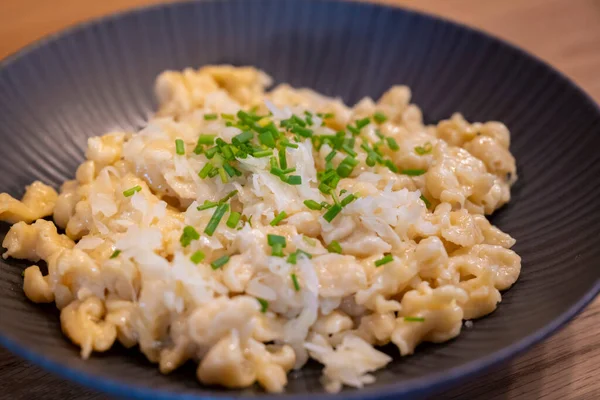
left=0, top=0, right=599, bottom=398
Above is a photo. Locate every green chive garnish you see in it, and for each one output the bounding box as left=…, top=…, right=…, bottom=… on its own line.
left=175, top=139, right=185, bottom=155
left=257, top=297, right=269, bottom=313
left=341, top=193, right=357, bottom=207
left=304, top=200, right=323, bottom=210
left=211, top=254, right=230, bottom=269
left=218, top=167, right=228, bottom=183
left=356, top=117, right=370, bottom=129
left=373, top=112, right=387, bottom=124
left=253, top=149, right=273, bottom=158
left=279, top=148, right=287, bottom=170
left=198, top=135, right=216, bottom=146
left=204, top=113, right=218, bottom=120
left=219, top=190, right=238, bottom=204
left=110, top=249, right=121, bottom=259
left=415, top=142, right=433, bottom=155
left=327, top=240, right=342, bottom=254
left=386, top=137, right=399, bottom=151
left=232, top=131, right=253, bottom=145
left=221, top=113, right=235, bottom=120
left=420, top=195, right=432, bottom=208
left=123, top=185, right=142, bottom=197
left=325, top=150, right=337, bottom=162
left=270, top=211, right=287, bottom=226
left=323, top=204, right=342, bottom=222
left=190, top=250, right=205, bottom=264
left=180, top=225, right=200, bottom=247
left=197, top=200, right=218, bottom=211
left=404, top=316, right=425, bottom=322
left=375, top=254, right=394, bottom=267
left=286, top=175, right=302, bottom=185
left=267, top=234, right=286, bottom=247
left=291, top=273, right=301, bottom=291
left=204, top=203, right=229, bottom=236
left=385, top=160, right=399, bottom=173
left=402, top=169, right=426, bottom=176
left=226, top=211, right=241, bottom=228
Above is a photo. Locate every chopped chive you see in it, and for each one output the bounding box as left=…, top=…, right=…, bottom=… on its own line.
left=323, top=204, right=342, bottom=223
left=190, top=250, right=205, bottom=264
left=339, top=189, right=348, bottom=196
left=341, top=193, right=357, bottom=207
left=271, top=243, right=284, bottom=257
left=337, top=162, right=354, bottom=178
left=319, top=182, right=332, bottom=194
left=257, top=297, right=269, bottom=313
left=270, top=211, right=288, bottom=226
left=197, top=200, right=218, bottom=211
left=204, top=113, right=218, bottom=120
left=270, top=167, right=285, bottom=177
left=110, top=249, right=121, bottom=259
left=303, top=236, right=317, bottom=246
left=219, top=189, right=238, bottom=204
left=288, top=249, right=312, bottom=265
left=267, top=234, right=287, bottom=247
left=226, top=211, right=241, bottom=228
left=175, top=139, right=185, bottom=155
left=320, top=169, right=337, bottom=183
left=222, top=163, right=236, bottom=177
left=197, top=134, right=216, bottom=145
left=415, top=142, right=433, bottom=155
left=375, top=254, right=394, bottom=267
left=221, top=145, right=234, bottom=160
left=259, top=131, right=276, bottom=148
left=219, top=190, right=239, bottom=204
left=180, top=225, right=200, bottom=247
left=402, top=169, right=426, bottom=176
left=420, top=195, right=432, bottom=208
left=347, top=124, right=360, bottom=135
left=218, top=167, right=228, bottom=183
left=320, top=201, right=332, bottom=209
left=304, top=200, right=323, bottom=210
left=208, top=167, right=220, bottom=178
left=373, top=112, right=387, bottom=124
left=325, top=150, right=337, bottom=162
left=281, top=140, right=299, bottom=149
left=221, top=113, right=235, bottom=120
left=279, top=148, right=287, bottom=169
left=291, top=125, right=313, bottom=137
left=123, top=185, right=142, bottom=197
left=204, top=203, right=229, bottom=236
left=253, top=149, right=273, bottom=158
left=404, top=316, right=425, bottom=322
left=327, top=240, right=342, bottom=254
left=282, top=168, right=296, bottom=174
left=385, top=160, right=399, bottom=173
left=342, top=144, right=357, bottom=157
left=321, top=112, right=335, bottom=119
left=205, top=146, right=219, bottom=159
left=386, top=137, right=400, bottom=151
left=291, top=273, right=301, bottom=291
left=286, top=175, right=302, bottom=185
left=356, top=117, right=371, bottom=129
left=211, top=254, right=230, bottom=270
left=247, top=215, right=253, bottom=227
left=232, top=131, right=253, bottom=145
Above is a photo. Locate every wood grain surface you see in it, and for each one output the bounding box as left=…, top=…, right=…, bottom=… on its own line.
left=0, top=1, right=599, bottom=399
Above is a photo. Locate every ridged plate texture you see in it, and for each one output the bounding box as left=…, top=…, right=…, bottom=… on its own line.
left=0, top=0, right=598, bottom=399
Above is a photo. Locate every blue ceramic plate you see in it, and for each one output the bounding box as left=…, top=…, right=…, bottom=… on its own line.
left=0, top=0, right=599, bottom=399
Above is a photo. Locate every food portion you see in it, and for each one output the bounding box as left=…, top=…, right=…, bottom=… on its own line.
left=0, top=65, right=520, bottom=393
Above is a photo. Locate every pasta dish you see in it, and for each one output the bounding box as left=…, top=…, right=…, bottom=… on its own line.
left=0, top=66, right=520, bottom=392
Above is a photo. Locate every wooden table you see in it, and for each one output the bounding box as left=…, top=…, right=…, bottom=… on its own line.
left=0, top=0, right=598, bottom=399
